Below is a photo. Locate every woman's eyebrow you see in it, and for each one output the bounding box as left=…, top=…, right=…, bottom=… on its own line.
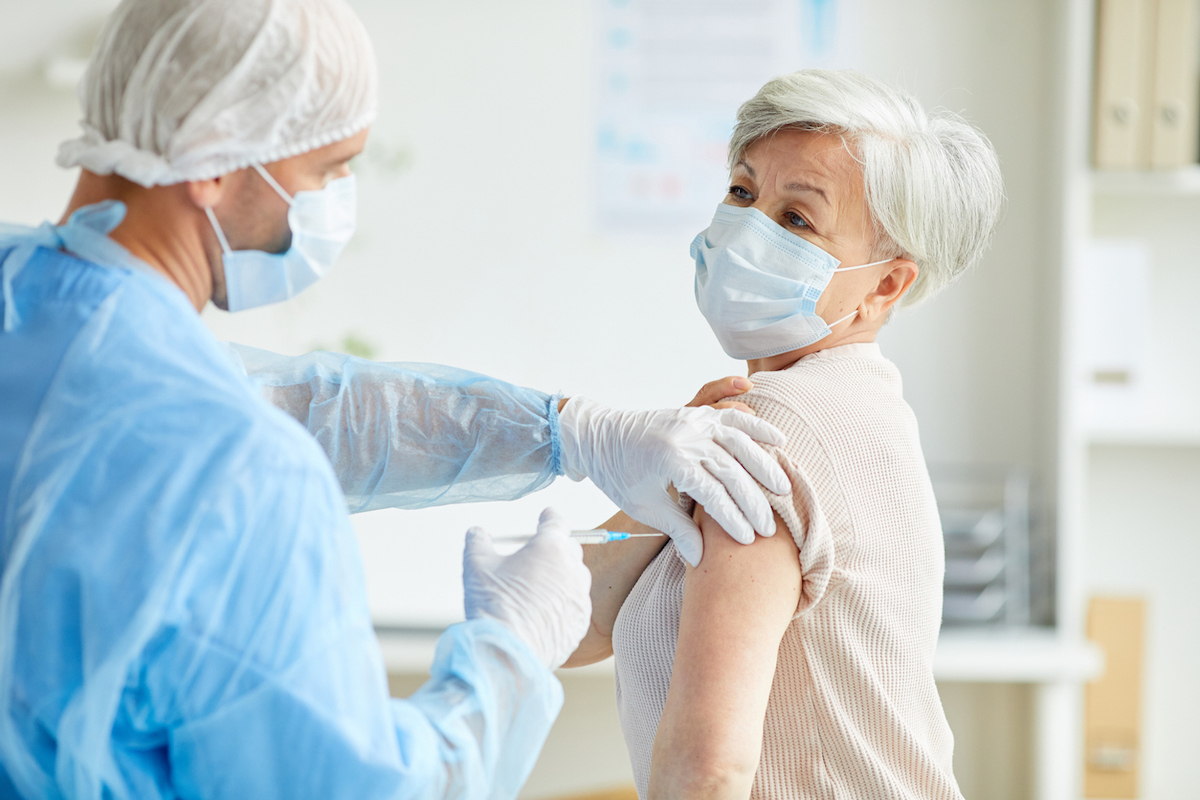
left=733, top=159, right=755, bottom=178
left=734, top=160, right=829, bottom=207
left=783, top=181, right=829, bottom=204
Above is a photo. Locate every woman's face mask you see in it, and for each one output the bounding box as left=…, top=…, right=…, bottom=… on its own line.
left=691, top=202, right=888, bottom=360
left=205, top=164, right=357, bottom=312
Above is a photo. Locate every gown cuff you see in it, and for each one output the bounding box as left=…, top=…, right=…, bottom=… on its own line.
left=549, top=393, right=565, bottom=478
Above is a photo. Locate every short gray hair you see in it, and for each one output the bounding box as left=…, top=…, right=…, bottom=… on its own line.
left=730, top=69, right=1003, bottom=306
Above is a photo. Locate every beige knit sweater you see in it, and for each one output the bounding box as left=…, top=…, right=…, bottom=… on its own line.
left=612, top=343, right=962, bottom=799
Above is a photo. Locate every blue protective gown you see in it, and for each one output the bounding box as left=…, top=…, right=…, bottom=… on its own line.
left=0, top=203, right=567, bottom=800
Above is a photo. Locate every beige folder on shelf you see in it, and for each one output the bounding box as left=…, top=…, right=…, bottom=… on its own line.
left=1083, top=596, right=1146, bottom=799
left=1094, top=0, right=1157, bottom=169
left=1148, top=0, right=1200, bottom=168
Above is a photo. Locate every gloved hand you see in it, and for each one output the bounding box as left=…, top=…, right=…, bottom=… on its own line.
left=463, top=508, right=592, bottom=670
left=557, top=397, right=791, bottom=567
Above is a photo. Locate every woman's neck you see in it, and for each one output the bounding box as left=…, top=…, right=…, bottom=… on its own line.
left=745, top=329, right=877, bottom=376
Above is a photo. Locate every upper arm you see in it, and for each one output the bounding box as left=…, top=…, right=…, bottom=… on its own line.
left=648, top=506, right=801, bottom=798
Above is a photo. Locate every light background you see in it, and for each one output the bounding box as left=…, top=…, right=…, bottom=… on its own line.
left=1, top=0, right=1197, bottom=797
left=0, top=0, right=1060, bottom=628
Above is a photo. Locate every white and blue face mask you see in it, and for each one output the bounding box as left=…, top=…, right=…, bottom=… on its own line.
left=205, top=165, right=357, bottom=312
left=691, top=203, right=889, bottom=360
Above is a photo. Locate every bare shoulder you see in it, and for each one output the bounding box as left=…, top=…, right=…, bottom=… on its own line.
left=651, top=503, right=803, bottom=794
left=690, top=505, right=800, bottom=606
left=696, top=503, right=800, bottom=560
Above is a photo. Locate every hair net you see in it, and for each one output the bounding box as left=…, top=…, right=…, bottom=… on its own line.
left=57, top=0, right=379, bottom=187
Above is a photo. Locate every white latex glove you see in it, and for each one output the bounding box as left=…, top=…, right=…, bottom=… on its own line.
left=462, top=508, right=592, bottom=670
left=557, top=397, right=791, bottom=567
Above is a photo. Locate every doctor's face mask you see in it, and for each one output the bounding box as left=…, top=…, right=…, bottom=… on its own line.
left=205, top=165, right=357, bottom=312
left=691, top=202, right=889, bottom=360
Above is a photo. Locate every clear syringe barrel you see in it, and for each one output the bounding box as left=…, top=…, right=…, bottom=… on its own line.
left=568, top=530, right=629, bottom=544
left=492, top=530, right=658, bottom=546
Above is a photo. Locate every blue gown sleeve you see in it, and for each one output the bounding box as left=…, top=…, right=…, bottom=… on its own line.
left=168, top=620, right=562, bottom=800
left=159, top=431, right=563, bottom=800
left=225, top=344, right=564, bottom=511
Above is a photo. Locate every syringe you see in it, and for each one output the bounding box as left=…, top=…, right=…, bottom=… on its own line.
left=492, top=530, right=666, bottom=545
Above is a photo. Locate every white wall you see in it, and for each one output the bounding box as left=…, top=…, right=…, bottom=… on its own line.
left=205, top=0, right=1061, bottom=628
left=0, top=0, right=1061, bottom=626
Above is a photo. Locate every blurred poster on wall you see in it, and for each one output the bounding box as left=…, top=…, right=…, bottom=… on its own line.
left=592, top=0, right=861, bottom=235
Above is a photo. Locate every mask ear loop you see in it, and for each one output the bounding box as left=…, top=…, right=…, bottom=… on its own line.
left=203, top=207, right=233, bottom=254
left=825, top=259, right=893, bottom=329
left=252, top=164, right=295, bottom=206
left=833, top=257, right=893, bottom=272
left=828, top=308, right=859, bottom=328
left=203, top=164, right=293, bottom=255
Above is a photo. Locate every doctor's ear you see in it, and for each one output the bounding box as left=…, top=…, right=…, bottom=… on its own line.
left=862, top=259, right=918, bottom=321
left=183, top=176, right=227, bottom=211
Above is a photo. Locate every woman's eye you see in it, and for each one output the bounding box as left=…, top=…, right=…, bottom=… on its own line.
left=728, top=185, right=752, bottom=200
left=785, top=211, right=809, bottom=228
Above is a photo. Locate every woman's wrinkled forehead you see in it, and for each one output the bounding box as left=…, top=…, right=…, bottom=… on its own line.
left=734, top=129, right=860, bottom=188
left=733, top=128, right=868, bottom=233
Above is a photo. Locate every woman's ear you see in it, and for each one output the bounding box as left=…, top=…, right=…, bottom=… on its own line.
left=862, top=259, right=918, bottom=321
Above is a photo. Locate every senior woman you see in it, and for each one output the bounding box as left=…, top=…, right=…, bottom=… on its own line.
left=565, top=69, right=1003, bottom=800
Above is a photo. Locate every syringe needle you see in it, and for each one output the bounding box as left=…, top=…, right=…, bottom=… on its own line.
left=491, top=530, right=666, bottom=545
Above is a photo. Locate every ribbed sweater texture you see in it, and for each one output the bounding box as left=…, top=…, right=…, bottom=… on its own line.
left=612, top=342, right=963, bottom=799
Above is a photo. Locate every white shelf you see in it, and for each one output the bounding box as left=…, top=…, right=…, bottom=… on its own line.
left=1084, top=427, right=1200, bottom=447
left=379, top=626, right=1101, bottom=684
left=376, top=627, right=441, bottom=674
left=932, top=628, right=1102, bottom=683
left=1091, top=166, right=1200, bottom=195
left=375, top=626, right=615, bottom=677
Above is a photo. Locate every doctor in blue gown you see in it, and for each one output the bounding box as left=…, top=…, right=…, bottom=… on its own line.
left=0, top=1, right=790, bottom=798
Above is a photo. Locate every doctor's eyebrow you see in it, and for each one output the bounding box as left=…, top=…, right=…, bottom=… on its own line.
left=326, top=153, right=359, bottom=168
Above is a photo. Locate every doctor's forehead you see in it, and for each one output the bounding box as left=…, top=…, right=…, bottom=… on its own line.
left=335, top=128, right=371, bottom=161
left=301, top=128, right=371, bottom=169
